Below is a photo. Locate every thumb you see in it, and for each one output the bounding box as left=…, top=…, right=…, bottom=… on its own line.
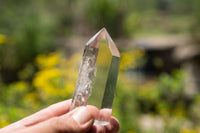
left=19, top=107, right=95, bottom=133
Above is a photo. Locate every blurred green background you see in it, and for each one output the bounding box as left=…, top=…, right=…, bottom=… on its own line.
left=0, top=0, right=200, bottom=132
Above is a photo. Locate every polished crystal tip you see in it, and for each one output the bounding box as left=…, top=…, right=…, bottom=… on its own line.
left=86, top=27, right=120, bottom=57
left=71, top=28, right=120, bottom=125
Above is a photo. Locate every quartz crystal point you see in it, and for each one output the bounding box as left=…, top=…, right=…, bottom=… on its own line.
left=70, top=28, right=120, bottom=125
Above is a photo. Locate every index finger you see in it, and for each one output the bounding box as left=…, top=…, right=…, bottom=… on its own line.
left=20, top=99, right=72, bottom=126
left=1, top=99, right=72, bottom=133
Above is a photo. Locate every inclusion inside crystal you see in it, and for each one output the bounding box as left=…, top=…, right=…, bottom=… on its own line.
left=71, top=28, right=120, bottom=125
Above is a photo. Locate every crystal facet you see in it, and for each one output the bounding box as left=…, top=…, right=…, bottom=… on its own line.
left=70, top=28, right=120, bottom=125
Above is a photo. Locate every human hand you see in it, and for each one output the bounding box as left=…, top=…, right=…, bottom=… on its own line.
left=0, top=99, right=120, bottom=133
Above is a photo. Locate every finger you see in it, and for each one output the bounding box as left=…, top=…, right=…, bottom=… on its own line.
left=20, top=99, right=72, bottom=126
left=104, top=117, right=120, bottom=133
left=19, top=106, right=97, bottom=133
left=0, top=100, right=72, bottom=132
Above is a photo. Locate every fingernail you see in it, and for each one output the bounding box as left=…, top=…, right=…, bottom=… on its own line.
left=72, top=107, right=93, bottom=125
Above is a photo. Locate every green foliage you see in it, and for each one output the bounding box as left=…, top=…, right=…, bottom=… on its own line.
left=87, top=0, right=120, bottom=37
left=158, top=70, right=185, bottom=97
left=14, top=14, right=55, bottom=62
left=113, top=68, right=200, bottom=132
left=123, top=12, right=141, bottom=37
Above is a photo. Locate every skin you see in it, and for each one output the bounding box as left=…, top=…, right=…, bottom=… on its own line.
left=0, top=99, right=120, bottom=133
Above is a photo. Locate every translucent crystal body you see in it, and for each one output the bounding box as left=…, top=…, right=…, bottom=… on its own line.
left=70, top=28, right=120, bottom=125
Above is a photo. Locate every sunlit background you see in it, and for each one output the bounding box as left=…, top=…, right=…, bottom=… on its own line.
left=0, top=0, right=200, bottom=132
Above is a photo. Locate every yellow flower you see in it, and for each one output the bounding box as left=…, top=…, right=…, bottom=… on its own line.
left=120, top=50, right=145, bottom=71
left=180, top=128, right=197, bottom=133
left=64, top=83, right=75, bottom=95
left=0, top=115, right=10, bottom=128
left=33, top=52, right=81, bottom=99
left=35, top=52, right=60, bottom=69
left=0, top=34, right=7, bottom=44
left=33, top=68, right=62, bottom=95
left=172, top=108, right=186, bottom=117
left=12, top=81, right=28, bottom=91
left=24, top=92, right=38, bottom=103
